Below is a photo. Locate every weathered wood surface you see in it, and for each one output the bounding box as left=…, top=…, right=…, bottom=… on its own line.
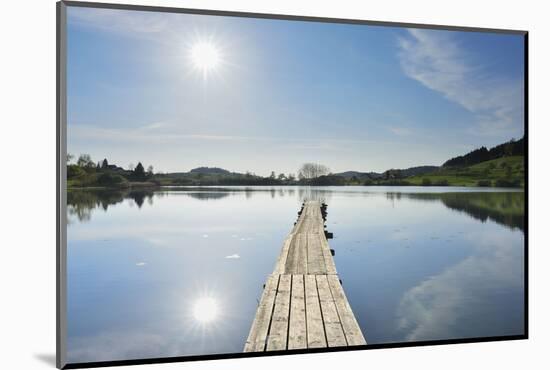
left=244, top=201, right=366, bottom=352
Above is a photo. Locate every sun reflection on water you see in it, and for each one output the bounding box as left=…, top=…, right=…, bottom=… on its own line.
left=192, top=296, right=219, bottom=324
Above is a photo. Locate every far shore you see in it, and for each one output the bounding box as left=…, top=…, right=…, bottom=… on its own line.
left=67, top=182, right=525, bottom=191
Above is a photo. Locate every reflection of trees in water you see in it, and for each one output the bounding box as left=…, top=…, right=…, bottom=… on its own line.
left=297, top=187, right=332, bottom=203
left=67, top=186, right=335, bottom=223
left=184, top=192, right=230, bottom=200
left=67, top=189, right=154, bottom=222
left=398, top=192, right=525, bottom=232
left=386, top=192, right=402, bottom=201
left=68, top=188, right=525, bottom=232
left=67, top=189, right=127, bottom=222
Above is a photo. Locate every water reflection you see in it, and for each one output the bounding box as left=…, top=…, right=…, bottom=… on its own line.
left=193, top=297, right=220, bottom=324
left=68, top=187, right=523, bottom=232
left=67, top=186, right=524, bottom=361
left=397, top=192, right=524, bottom=231
left=396, top=231, right=524, bottom=341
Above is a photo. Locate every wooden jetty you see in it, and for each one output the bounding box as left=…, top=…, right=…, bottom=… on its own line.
left=244, top=200, right=366, bottom=352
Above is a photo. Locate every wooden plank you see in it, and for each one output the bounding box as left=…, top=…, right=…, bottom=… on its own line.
left=273, top=236, right=293, bottom=274
left=266, top=274, right=292, bottom=351
left=288, top=275, right=307, bottom=349
left=320, top=236, right=337, bottom=275
left=327, top=275, right=367, bottom=346
left=307, top=233, right=326, bottom=274
left=305, top=275, right=327, bottom=348
left=316, top=275, right=347, bottom=347
left=244, top=275, right=279, bottom=352
left=296, top=233, right=308, bottom=274
left=285, top=234, right=307, bottom=274
left=284, top=235, right=299, bottom=273
left=291, top=207, right=306, bottom=234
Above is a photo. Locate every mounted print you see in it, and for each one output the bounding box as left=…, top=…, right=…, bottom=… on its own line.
left=57, top=1, right=528, bottom=368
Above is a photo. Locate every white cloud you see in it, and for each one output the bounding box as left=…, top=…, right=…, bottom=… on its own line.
left=224, top=254, right=240, bottom=259
left=396, top=232, right=524, bottom=341
left=69, top=122, right=403, bottom=147
left=136, top=262, right=146, bottom=266
left=68, top=7, right=187, bottom=40
left=398, top=29, right=524, bottom=138
left=388, top=126, right=412, bottom=136
left=68, top=123, right=252, bottom=144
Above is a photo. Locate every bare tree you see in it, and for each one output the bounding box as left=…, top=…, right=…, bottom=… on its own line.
left=128, top=163, right=135, bottom=171
left=147, top=165, right=154, bottom=175
left=76, top=154, right=94, bottom=168
left=298, top=163, right=330, bottom=180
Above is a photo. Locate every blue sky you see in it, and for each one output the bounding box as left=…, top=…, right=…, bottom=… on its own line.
left=67, top=7, right=524, bottom=175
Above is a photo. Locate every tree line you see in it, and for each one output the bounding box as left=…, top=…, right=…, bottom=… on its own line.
left=67, top=154, right=155, bottom=187
left=443, top=137, right=524, bottom=167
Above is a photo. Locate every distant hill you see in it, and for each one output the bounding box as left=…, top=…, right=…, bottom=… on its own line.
left=443, top=137, right=524, bottom=167
left=407, top=155, right=524, bottom=187
left=395, top=166, right=439, bottom=177
left=334, top=165, right=438, bottom=180
left=334, top=171, right=383, bottom=180
left=189, top=167, right=232, bottom=175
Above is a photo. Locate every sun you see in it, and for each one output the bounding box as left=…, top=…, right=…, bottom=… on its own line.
left=192, top=296, right=219, bottom=323
left=190, top=41, right=220, bottom=75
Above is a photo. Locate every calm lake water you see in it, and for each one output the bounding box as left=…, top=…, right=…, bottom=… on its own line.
left=67, top=186, right=525, bottom=363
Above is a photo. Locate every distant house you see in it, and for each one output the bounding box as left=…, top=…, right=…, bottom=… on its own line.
left=106, top=164, right=125, bottom=172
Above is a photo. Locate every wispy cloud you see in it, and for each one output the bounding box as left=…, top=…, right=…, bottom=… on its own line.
left=398, top=29, right=524, bottom=138
left=69, top=122, right=400, bottom=147
left=225, top=254, right=240, bottom=259
left=68, top=7, right=186, bottom=39
left=388, top=126, right=412, bottom=136
left=69, top=123, right=252, bottom=144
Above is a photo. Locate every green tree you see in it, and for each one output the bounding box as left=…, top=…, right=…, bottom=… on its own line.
left=134, top=162, right=145, bottom=180
left=277, top=173, right=286, bottom=181
left=67, top=165, right=85, bottom=179
left=506, top=165, right=513, bottom=178
left=270, top=171, right=276, bottom=179
left=97, top=173, right=128, bottom=187
left=101, top=158, right=109, bottom=169
left=504, top=139, right=515, bottom=156
left=77, top=154, right=94, bottom=168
